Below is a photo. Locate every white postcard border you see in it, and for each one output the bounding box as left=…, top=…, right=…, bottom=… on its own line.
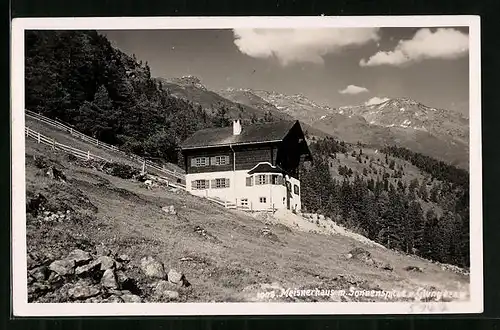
left=11, top=15, right=482, bottom=316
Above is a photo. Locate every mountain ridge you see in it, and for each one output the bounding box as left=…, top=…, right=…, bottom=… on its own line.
left=217, top=87, right=469, bottom=169
left=337, top=97, right=469, bottom=146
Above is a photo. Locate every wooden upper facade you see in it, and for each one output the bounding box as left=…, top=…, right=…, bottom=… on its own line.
left=180, top=120, right=312, bottom=178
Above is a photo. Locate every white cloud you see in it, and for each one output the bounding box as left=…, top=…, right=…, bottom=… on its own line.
left=365, top=97, right=390, bottom=106
left=233, top=28, right=380, bottom=65
left=339, top=84, right=369, bottom=95
left=360, top=28, right=469, bottom=67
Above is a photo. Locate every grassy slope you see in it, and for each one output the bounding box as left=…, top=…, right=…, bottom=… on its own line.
left=25, top=138, right=469, bottom=302
left=25, top=116, right=185, bottom=179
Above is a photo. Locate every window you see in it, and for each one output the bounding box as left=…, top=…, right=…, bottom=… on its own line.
left=192, top=179, right=209, bottom=190
left=246, top=176, right=253, bottom=186
left=294, top=184, right=300, bottom=195
left=191, top=157, right=209, bottom=167
left=256, top=174, right=268, bottom=185
left=271, top=175, right=282, bottom=185
left=212, top=155, right=230, bottom=166
left=240, top=198, right=248, bottom=206
left=259, top=197, right=267, bottom=203
left=212, top=178, right=230, bottom=189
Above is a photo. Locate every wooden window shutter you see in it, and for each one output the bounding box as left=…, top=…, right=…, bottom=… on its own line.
left=210, top=179, right=216, bottom=188
left=190, top=158, right=197, bottom=167
left=226, top=178, right=230, bottom=187
left=191, top=180, right=196, bottom=190
left=267, top=175, right=271, bottom=184
left=246, top=177, right=252, bottom=186
left=225, top=155, right=230, bottom=164
left=210, top=157, right=216, bottom=165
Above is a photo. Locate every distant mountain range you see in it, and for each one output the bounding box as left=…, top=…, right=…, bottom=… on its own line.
left=156, top=77, right=469, bottom=169
left=337, top=97, right=469, bottom=146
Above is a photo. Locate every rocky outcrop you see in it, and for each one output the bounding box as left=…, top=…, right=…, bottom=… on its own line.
left=27, top=246, right=190, bottom=303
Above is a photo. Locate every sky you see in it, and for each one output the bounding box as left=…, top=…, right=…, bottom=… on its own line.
left=101, top=27, right=470, bottom=116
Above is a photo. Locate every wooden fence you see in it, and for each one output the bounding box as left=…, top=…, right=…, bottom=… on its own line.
left=25, top=109, right=185, bottom=183
left=25, top=126, right=111, bottom=163
left=25, top=126, right=186, bottom=189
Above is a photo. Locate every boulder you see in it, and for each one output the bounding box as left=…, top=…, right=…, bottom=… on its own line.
left=49, top=259, right=75, bottom=276
left=29, top=266, right=49, bottom=282
left=28, top=282, right=52, bottom=295
left=349, top=247, right=371, bottom=260
left=404, top=265, right=423, bottom=273
left=96, top=244, right=111, bottom=257
left=68, top=284, right=100, bottom=300
left=162, top=205, right=177, bottom=215
left=154, top=280, right=180, bottom=301
left=97, top=256, right=115, bottom=270
left=46, top=166, right=66, bottom=182
left=140, top=256, right=166, bottom=279
left=121, top=294, right=142, bottom=303
left=115, top=271, right=129, bottom=285
left=66, top=249, right=92, bottom=266
left=102, top=295, right=124, bottom=303
left=167, top=269, right=182, bottom=285
left=75, top=260, right=101, bottom=276
left=101, top=269, right=118, bottom=289
left=47, top=272, right=64, bottom=288
left=116, top=254, right=131, bottom=263
left=382, top=263, right=394, bottom=271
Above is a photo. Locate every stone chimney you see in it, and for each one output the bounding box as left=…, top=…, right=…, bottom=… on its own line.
left=233, top=119, right=242, bottom=135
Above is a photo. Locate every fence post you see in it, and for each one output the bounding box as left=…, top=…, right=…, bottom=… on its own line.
left=37, top=132, right=41, bottom=144
left=87, top=151, right=90, bottom=160
left=69, top=128, right=73, bottom=135
left=142, top=159, right=146, bottom=174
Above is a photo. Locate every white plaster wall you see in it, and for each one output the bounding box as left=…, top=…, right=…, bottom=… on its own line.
left=186, top=170, right=299, bottom=211
left=287, top=175, right=301, bottom=211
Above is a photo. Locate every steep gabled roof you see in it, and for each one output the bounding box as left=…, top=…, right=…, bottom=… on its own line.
left=180, top=120, right=298, bottom=150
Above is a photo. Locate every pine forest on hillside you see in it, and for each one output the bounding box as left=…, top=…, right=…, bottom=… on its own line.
left=300, top=138, right=469, bottom=267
